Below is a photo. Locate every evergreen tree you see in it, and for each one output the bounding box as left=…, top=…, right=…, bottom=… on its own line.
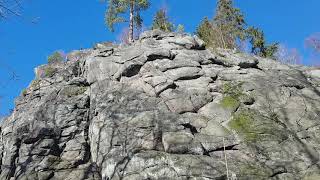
left=196, top=17, right=215, bottom=48
left=246, top=27, right=278, bottom=58
left=213, top=0, right=246, bottom=48
left=105, top=0, right=150, bottom=43
left=151, top=9, right=174, bottom=32
left=196, top=17, right=233, bottom=49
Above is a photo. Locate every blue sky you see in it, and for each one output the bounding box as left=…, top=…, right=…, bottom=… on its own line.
left=0, top=0, right=319, bottom=116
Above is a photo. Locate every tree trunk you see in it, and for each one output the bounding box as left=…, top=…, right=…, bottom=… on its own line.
left=129, top=1, right=134, bottom=43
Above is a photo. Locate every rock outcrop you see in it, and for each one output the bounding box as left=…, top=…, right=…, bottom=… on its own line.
left=1, top=30, right=320, bottom=180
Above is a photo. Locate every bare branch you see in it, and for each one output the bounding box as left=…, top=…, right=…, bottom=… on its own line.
left=0, top=0, right=23, bottom=19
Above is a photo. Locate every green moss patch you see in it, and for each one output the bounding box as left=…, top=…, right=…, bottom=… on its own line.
left=237, top=163, right=272, bottom=179
left=220, top=82, right=244, bottom=110
left=220, top=95, right=240, bottom=110
left=228, top=110, right=288, bottom=143
left=228, top=111, right=259, bottom=142
left=61, top=86, right=87, bottom=97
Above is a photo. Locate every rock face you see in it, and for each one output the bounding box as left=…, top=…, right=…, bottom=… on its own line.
left=1, top=30, right=320, bottom=180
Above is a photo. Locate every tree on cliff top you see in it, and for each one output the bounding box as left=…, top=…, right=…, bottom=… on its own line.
left=246, top=27, right=279, bottom=58
left=214, top=0, right=246, bottom=48
left=151, top=8, right=174, bottom=32
left=197, top=0, right=246, bottom=50
left=197, top=0, right=278, bottom=58
left=105, top=0, right=150, bottom=43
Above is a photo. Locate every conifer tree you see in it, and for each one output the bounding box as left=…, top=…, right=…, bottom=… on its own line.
left=196, top=17, right=215, bottom=48
left=213, top=0, right=246, bottom=48
left=151, top=9, right=174, bottom=32
left=246, top=27, right=278, bottom=58
left=105, top=0, right=150, bottom=43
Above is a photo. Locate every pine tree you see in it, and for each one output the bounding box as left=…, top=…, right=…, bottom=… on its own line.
left=213, top=0, right=246, bottom=48
left=151, top=9, right=174, bottom=32
left=105, top=0, right=150, bottom=43
left=246, top=27, right=278, bottom=58
left=196, top=17, right=215, bottom=48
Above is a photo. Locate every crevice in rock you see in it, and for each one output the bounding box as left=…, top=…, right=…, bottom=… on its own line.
left=270, top=169, right=287, bottom=178
left=209, top=144, right=239, bottom=152
left=156, top=83, right=177, bottom=96
left=210, top=59, right=232, bottom=67
left=176, top=74, right=202, bottom=81
left=282, top=84, right=305, bottom=90
left=181, top=123, right=198, bottom=135
left=201, top=143, right=210, bottom=157
left=9, top=138, right=21, bottom=178
left=117, top=64, right=143, bottom=81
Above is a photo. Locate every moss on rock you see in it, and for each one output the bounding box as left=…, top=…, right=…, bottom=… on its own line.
left=60, top=86, right=87, bottom=97
left=220, top=82, right=245, bottom=111
left=228, top=110, right=259, bottom=142
left=220, top=95, right=241, bottom=110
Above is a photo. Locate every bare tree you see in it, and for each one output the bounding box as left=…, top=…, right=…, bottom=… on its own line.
left=305, top=33, right=320, bottom=53
left=304, top=33, right=320, bottom=66
left=275, top=44, right=302, bottom=65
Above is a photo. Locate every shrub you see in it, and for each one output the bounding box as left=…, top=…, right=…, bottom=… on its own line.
left=21, top=89, right=27, bottom=96
left=151, top=9, right=174, bottom=32
left=44, top=66, right=57, bottom=77
left=47, top=51, right=64, bottom=64
left=31, top=79, right=40, bottom=87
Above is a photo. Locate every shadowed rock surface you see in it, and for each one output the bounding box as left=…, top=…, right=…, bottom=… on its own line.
left=1, top=30, right=320, bottom=179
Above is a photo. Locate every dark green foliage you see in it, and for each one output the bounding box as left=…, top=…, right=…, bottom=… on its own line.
left=197, top=0, right=278, bottom=58
left=196, top=0, right=246, bottom=50
left=47, top=52, right=64, bottom=64
left=196, top=17, right=215, bottom=48
left=105, top=0, right=150, bottom=42
left=214, top=0, right=246, bottom=46
left=246, top=27, right=279, bottom=58
left=151, top=9, right=174, bottom=32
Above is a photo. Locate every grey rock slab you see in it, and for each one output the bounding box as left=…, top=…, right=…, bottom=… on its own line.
left=164, top=67, right=203, bottom=81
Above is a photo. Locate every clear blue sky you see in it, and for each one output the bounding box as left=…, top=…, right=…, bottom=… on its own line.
left=0, top=0, right=319, bottom=116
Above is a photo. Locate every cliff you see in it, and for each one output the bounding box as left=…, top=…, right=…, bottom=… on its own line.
left=1, top=30, right=320, bottom=180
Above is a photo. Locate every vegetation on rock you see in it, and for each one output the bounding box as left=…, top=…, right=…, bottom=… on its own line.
left=105, top=0, right=150, bottom=42
left=196, top=0, right=278, bottom=58
left=44, top=66, right=57, bottom=77
left=61, top=86, right=87, bottom=97
left=228, top=110, right=258, bottom=142
left=151, top=8, right=174, bottom=32
left=220, top=82, right=243, bottom=110
left=48, top=51, right=64, bottom=64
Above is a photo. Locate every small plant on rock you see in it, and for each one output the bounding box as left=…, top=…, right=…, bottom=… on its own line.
left=21, top=89, right=27, bottom=96
left=47, top=51, right=64, bottom=64
left=44, top=66, right=57, bottom=77
left=220, top=82, right=244, bottom=110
